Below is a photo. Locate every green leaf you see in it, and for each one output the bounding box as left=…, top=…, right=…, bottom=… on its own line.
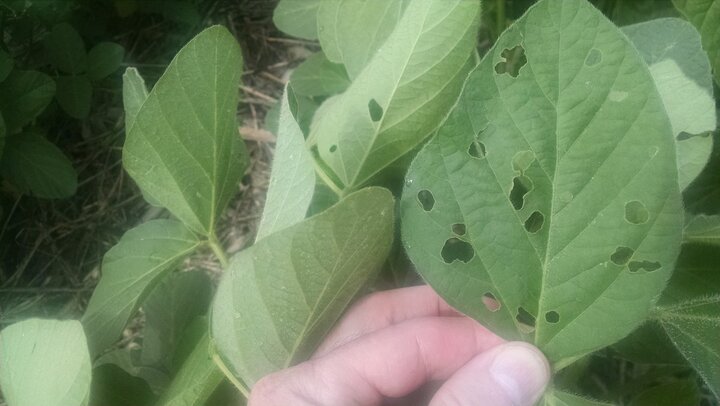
left=623, top=18, right=716, bottom=190
left=544, top=389, right=614, bottom=406
left=673, top=0, right=720, bottom=85
left=289, top=52, right=350, bottom=97
left=44, top=23, right=87, bottom=75
left=628, top=380, right=700, bottom=406
left=310, top=0, right=480, bottom=190
left=90, top=364, right=155, bottom=406
left=87, top=42, right=125, bottom=81
left=273, top=0, right=321, bottom=40
left=401, top=0, right=683, bottom=366
left=256, top=88, right=315, bottom=241
left=658, top=296, right=720, bottom=400
left=317, top=0, right=409, bottom=79
left=683, top=214, right=720, bottom=245
left=0, top=69, right=56, bottom=134
left=0, top=48, right=13, bottom=82
left=211, top=187, right=394, bottom=387
left=0, top=131, right=77, bottom=198
left=683, top=132, right=720, bottom=215
left=94, top=349, right=169, bottom=393
left=156, top=332, right=224, bottom=406
left=122, top=67, right=148, bottom=131
left=0, top=112, right=5, bottom=159
left=56, top=75, right=92, bottom=119
left=82, top=219, right=202, bottom=356
left=613, top=321, right=687, bottom=366
left=123, top=26, right=247, bottom=235
left=0, top=319, right=91, bottom=406
left=141, top=271, right=213, bottom=372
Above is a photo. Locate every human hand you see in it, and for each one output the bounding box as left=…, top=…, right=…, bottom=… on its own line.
left=248, top=285, right=550, bottom=405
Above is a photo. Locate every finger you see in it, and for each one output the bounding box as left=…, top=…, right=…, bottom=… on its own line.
left=249, top=317, right=504, bottom=406
left=430, top=341, right=550, bottom=406
left=315, top=285, right=461, bottom=357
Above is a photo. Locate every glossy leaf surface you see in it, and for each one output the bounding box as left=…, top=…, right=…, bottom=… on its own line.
left=0, top=319, right=91, bottom=406
left=82, top=219, right=201, bottom=356
left=212, top=187, right=394, bottom=387
left=123, top=26, right=247, bottom=235
left=401, top=0, right=683, bottom=365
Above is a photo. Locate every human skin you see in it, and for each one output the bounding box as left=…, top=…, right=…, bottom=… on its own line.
left=248, top=285, right=550, bottom=406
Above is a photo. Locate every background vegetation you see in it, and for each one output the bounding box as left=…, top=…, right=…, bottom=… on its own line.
left=0, top=0, right=717, bottom=405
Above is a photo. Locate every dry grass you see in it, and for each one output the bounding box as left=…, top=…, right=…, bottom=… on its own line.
left=0, top=0, right=308, bottom=328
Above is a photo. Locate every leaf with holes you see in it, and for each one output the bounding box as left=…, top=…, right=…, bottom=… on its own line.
left=82, top=219, right=202, bottom=356
left=317, top=0, right=409, bottom=79
left=256, top=88, right=316, bottom=241
left=673, top=0, right=720, bottom=85
left=123, top=26, right=247, bottom=235
left=0, top=319, right=92, bottom=406
left=211, top=187, right=394, bottom=388
left=273, top=0, right=321, bottom=40
left=0, top=131, right=77, bottom=198
left=623, top=18, right=716, bottom=190
left=309, top=0, right=480, bottom=191
left=401, top=0, right=683, bottom=366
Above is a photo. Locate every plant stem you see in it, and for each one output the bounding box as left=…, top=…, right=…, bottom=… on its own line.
left=208, top=236, right=229, bottom=269
left=212, top=353, right=251, bottom=399
left=313, top=159, right=344, bottom=198
left=497, top=0, right=506, bottom=37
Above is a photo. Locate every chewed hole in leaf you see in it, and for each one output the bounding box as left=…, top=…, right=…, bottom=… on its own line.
left=677, top=131, right=710, bottom=141
left=545, top=311, right=560, bottom=323
left=468, top=141, right=486, bottom=158
left=628, top=260, right=662, bottom=273
left=524, top=211, right=544, bottom=233
left=516, top=307, right=536, bottom=333
left=452, top=223, right=466, bottom=236
left=512, top=150, right=535, bottom=173
left=483, top=292, right=501, bottom=312
left=585, top=48, right=602, bottom=66
left=417, top=190, right=434, bottom=211
left=625, top=201, right=649, bottom=224
left=509, top=176, right=533, bottom=210
left=494, top=45, right=527, bottom=78
left=441, top=238, right=474, bottom=263
left=368, top=99, right=383, bottom=122
left=610, top=246, right=634, bottom=266
left=329, top=144, right=337, bottom=153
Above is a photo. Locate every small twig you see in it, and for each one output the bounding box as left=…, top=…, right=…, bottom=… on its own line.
left=260, top=71, right=287, bottom=85
left=241, top=86, right=278, bottom=103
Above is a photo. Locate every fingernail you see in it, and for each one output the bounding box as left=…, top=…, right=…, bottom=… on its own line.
left=489, top=343, right=550, bottom=405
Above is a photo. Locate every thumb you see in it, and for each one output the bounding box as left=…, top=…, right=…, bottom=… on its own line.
left=430, top=342, right=550, bottom=406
